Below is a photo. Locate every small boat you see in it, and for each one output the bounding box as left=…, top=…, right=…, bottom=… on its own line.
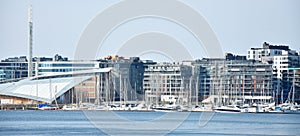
left=192, top=105, right=213, bottom=112
left=62, top=104, right=78, bottom=110
left=213, top=105, right=241, bottom=113
left=38, top=104, right=58, bottom=110
left=151, top=104, right=181, bottom=112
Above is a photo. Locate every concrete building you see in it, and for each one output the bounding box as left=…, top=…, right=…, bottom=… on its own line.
left=193, top=58, right=273, bottom=106
left=247, top=48, right=262, bottom=60
left=99, top=56, right=145, bottom=102
left=247, top=42, right=300, bottom=103
left=282, top=68, right=300, bottom=104
left=0, top=69, right=5, bottom=81
left=225, top=63, right=273, bottom=104
left=247, top=42, right=290, bottom=61
left=143, top=63, right=194, bottom=106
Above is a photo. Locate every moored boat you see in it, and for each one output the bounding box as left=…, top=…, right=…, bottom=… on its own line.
left=151, top=104, right=181, bottom=112
left=213, top=105, right=241, bottom=113
left=38, top=104, right=58, bottom=110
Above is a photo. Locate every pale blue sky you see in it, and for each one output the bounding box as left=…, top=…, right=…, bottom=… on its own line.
left=0, top=0, right=299, bottom=61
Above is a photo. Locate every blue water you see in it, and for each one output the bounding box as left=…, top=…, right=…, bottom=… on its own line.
left=0, top=111, right=299, bottom=136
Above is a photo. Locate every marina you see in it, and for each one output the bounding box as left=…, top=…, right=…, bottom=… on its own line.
left=1, top=0, right=300, bottom=135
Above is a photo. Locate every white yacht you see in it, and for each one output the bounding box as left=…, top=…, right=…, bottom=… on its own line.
left=213, top=105, right=241, bottom=113
left=151, top=104, right=181, bottom=112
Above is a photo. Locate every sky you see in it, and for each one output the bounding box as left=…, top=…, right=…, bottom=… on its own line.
left=0, top=0, right=299, bottom=62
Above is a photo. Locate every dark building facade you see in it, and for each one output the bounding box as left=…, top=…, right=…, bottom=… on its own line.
left=98, top=56, right=145, bottom=101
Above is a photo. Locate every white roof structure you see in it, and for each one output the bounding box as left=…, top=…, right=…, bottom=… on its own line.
left=0, top=68, right=112, bottom=103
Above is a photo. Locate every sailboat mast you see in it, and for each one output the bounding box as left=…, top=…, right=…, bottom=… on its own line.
left=292, top=69, right=295, bottom=104
left=49, top=78, right=52, bottom=104
left=196, top=75, right=199, bottom=105
left=120, top=73, right=122, bottom=105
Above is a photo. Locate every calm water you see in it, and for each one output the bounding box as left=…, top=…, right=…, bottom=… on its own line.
left=0, top=110, right=299, bottom=136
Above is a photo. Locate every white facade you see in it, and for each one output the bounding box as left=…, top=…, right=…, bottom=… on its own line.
left=247, top=44, right=299, bottom=79
left=247, top=48, right=262, bottom=60
left=272, top=54, right=299, bottom=79
left=247, top=48, right=286, bottom=61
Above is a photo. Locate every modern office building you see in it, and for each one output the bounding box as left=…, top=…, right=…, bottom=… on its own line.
left=0, top=56, right=31, bottom=80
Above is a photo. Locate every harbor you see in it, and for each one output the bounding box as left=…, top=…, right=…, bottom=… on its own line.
left=0, top=59, right=299, bottom=114
left=1, top=0, right=300, bottom=135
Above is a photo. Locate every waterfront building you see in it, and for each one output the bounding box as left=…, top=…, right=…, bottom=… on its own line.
left=0, top=56, right=31, bottom=80
left=193, top=58, right=273, bottom=105
left=99, top=56, right=145, bottom=102
left=225, top=63, right=273, bottom=104
left=282, top=68, right=300, bottom=104
left=143, top=57, right=274, bottom=106
left=143, top=63, right=195, bottom=106
left=0, top=68, right=112, bottom=105
left=0, top=55, right=145, bottom=105
left=246, top=42, right=300, bottom=103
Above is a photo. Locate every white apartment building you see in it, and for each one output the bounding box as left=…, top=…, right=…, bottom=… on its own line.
left=247, top=42, right=299, bottom=78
